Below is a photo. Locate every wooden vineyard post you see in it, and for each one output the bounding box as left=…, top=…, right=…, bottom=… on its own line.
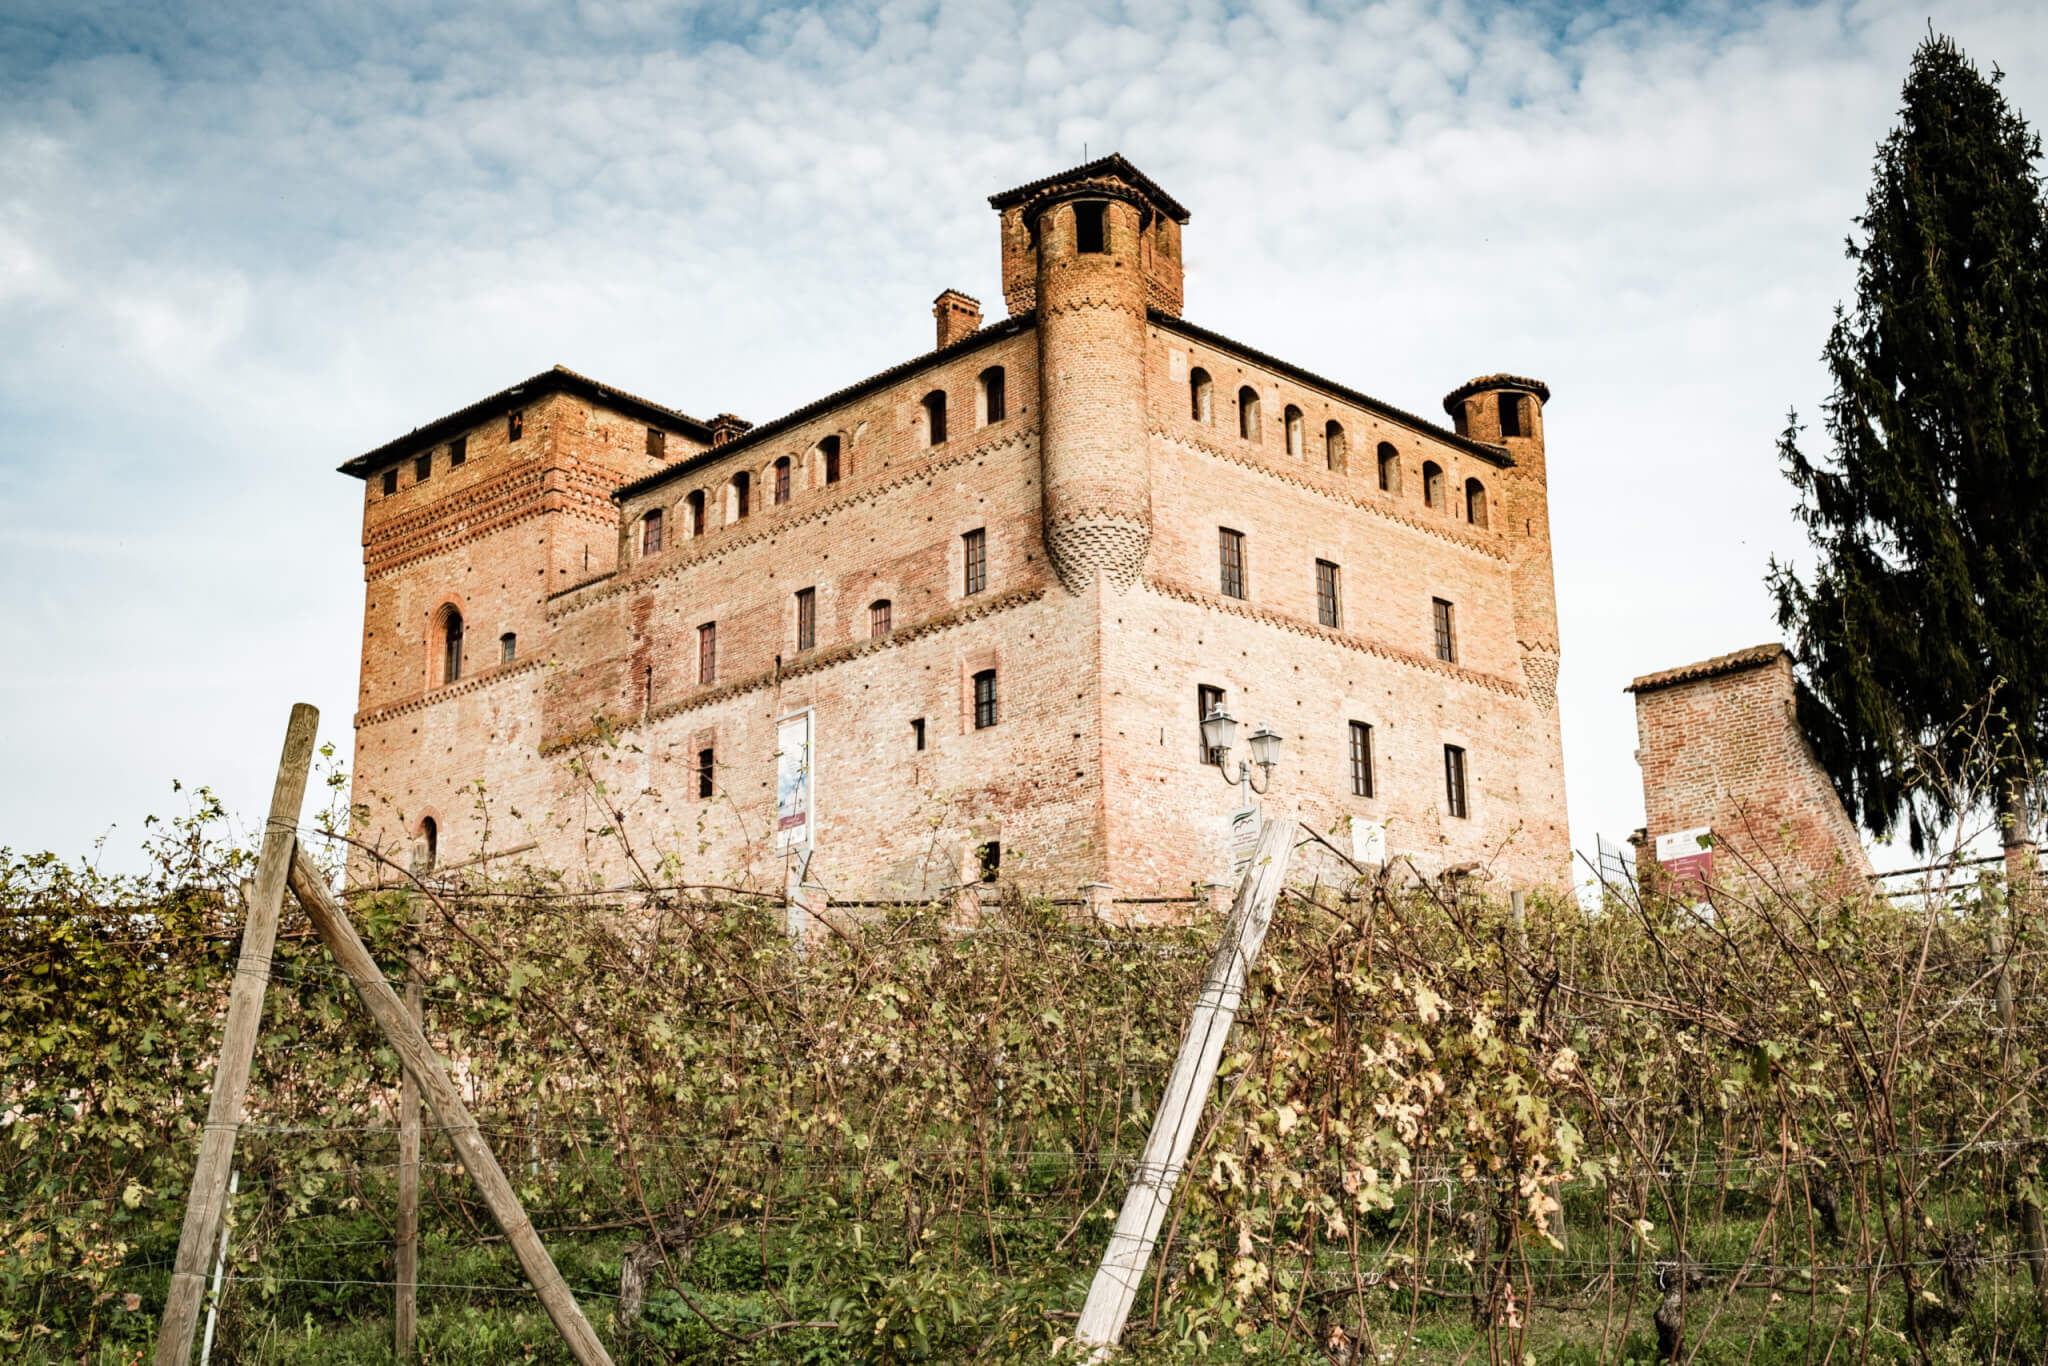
left=395, top=888, right=425, bottom=1359
left=1072, top=818, right=1297, bottom=1359
left=156, top=703, right=320, bottom=1366
left=286, top=845, right=616, bottom=1366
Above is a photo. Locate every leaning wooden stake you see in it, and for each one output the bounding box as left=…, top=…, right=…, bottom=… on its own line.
left=286, top=845, right=615, bottom=1366
left=395, top=889, right=425, bottom=1360
left=156, top=703, right=320, bottom=1366
left=1072, top=818, right=1297, bottom=1359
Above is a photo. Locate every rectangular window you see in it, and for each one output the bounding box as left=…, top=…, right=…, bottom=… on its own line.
left=1499, top=394, right=1522, bottom=439
left=449, top=436, right=467, bottom=468
left=698, top=622, right=717, bottom=684
left=414, top=452, right=432, bottom=482
left=1197, top=684, right=1226, bottom=763
left=697, top=748, right=714, bottom=798
left=500, top=632, right=516, bottom=664
left=381, top=468, right=398, bottom=496
left=1432, top=598, right=1456, bottom=663
left=1219, top=528, right=1246, bottom=600
left=977, top=840, right=1001, bottom=882
left=1075, top=202, right=1107, bottom=253
left=795, top=586, right=816, bottom=651
left=983, top=368, right=1006, bottom=423
left=870, top=599, right=892, bottom=637
left=508, top=411, right=524, bottom=441
left=1444, top=744, right=1469, bottom=819
left=912, top=717, right=926, bottom=751
left=963, top=528, right=987, bottom=596
left=642, top=509, right=662, bottom=556
left=775, top=459, right=791, bottom=505
left=1349, top=721, right=1374, bottom=798
left=1316, top=559, right=1341, bottom=628
left=646, top=427, right=666, bottom=457
left=973, top=668, right=998, bottom=729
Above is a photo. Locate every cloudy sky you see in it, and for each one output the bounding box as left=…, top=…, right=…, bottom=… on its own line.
left=3, top=0, right=2043, bottom=875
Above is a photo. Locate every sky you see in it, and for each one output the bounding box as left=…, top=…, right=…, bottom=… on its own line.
left=3, top=0, right=2045, bottom=877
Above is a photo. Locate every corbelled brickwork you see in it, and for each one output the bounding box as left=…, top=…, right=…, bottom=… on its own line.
left=1630, top=645, right=1873, bottom=891
left=341, top=158, right=1572, bottom=900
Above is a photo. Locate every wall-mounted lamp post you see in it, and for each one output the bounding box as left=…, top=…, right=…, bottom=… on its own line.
left=1200, top=705, right=1284, bottom=806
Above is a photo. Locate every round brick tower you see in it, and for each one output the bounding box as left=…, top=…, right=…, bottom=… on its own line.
left=1444, top=375, right=1559, bottom=710
left=1031, top=187, right=1155, bottom=594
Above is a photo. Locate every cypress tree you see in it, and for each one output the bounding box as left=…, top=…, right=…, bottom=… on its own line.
left=1769, top=34, right=2048, bottom=873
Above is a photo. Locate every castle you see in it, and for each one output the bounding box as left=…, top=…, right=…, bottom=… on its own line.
left=341, top=156, right=1571, bottom=903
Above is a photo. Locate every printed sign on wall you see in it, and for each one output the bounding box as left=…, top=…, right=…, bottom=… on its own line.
left=776, top=711, right=813, bottom=850
left=1655, top=826, right=1713, bottom=888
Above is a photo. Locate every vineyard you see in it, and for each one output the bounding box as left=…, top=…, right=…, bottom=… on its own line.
left=5, top=794, right=2047, bottom=1364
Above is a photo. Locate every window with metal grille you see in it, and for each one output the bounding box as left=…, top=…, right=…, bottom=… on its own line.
left=697, top=748, right=714, bottom=798
left=795, top=587, right=815, bottom=651
left=1499, top=393, right=1523, bottom=438
left=646, top=427, right=666, bottom=457
left=774, top=456, right=791, bottom=505
left=441, top=609, right=463, bottom=684
left=1432, top=598, right=1456, bottom=663
left=1316, top=559, right=1341, bottom=628
left=641, top=508, right=663, bottom=556
left=819, top=435, right=841, bottom=484
left=415, top=452, right=432, bottom=482
left=1219, top=528, right=1246, bottom=599
left=1444, top=744, right=1468, bottom=818
left=500, top=632, right=516, bottom=664
left=963, top=528, right=987, bottom=596
left=870, top=599, right=892, bottom=637
left=382, top=468, right=398, bottom=496
left=912, top=717, right=926, bottom=751
left=1349, top=721, right=1375, bottom=797
left=698, top=622, right=717, bottom=684
left=1198, top=685, right=1226, bottom=763
left=508, top=411, right=523, bottom=441
left=973, top=669, right=998, bottom=729
left=450, top=436, right=467, bottom=467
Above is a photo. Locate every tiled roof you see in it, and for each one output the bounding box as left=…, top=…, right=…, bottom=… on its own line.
left=1627, top=643, right=1786, bottom=694
left=987, top=154, right=1191, bottom=223
left=1442, top=373, right=1551, bottom=414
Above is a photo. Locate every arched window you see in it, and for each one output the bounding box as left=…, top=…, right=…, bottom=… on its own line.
left=773, top=455, right=791, bottom=505
left=439, top=607, right=464, bottom=685
left=640, top=508, right=663, bottom=557
left=870, top=599, right=893, bottom=637
left=1284, top=405, right=1305, bottom=458
left=978, top=367, right=1006, bottom=426
left=1498, top=393, right=1524, bottom=438
left=1238, top=387, right=1261, bottom=442
left=1325, top=421, right=1347, bottom=473
left=922, top=390, right=948, bottom=447
left=1422, top=461, right=1444, bottom=510
left=1465, top=477, right=1489, bottom=527
left=1377, top=442, right=1401, bottom=494
left=1190, top=368, right=1213, bottom=424
left=729, top=472, right=750, bottom=522
left=818, top=435, right=842, bottom=485
left=499, top=632, right=516, bottom=664
left=419, top=816, right=438, bottom=871
left=686, top=489, right=706, bottom=536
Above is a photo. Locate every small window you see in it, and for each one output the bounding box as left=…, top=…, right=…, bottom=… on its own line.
left=1285, top=405, right=1305, bottom=458
left=819, top=435, right=842, bottom=485
left=963, top=528, right=987, bottom=596
left=973, top=669, right=998, bottom=729
left=795, top=586, right=816, bottom=651
left=1218, top=528, right=1246, bottom=600
left=697, top=748, right=715, bottom=799
left=1238, top=387, right=1261, bottom=442
left=415, top=452, right=432, bottom=483
left=979, top=366, right=1006, bottom=425
left=977, top=840, right=1002, bottom=882
left=1432, top=598, right=1456, bottom=663
left=698, top=622, right=717, bottom=684
left=912, top=717, right=926, bottom=751
left=1452, top=402, right=1469, bottom=437
left=686, top=490, right=706, bottom=536
left=1499, top=393, right=1523, bottom=439
left=508, top=411, right=524, bottom=442
left=1316, top=559, right=1341, bottom=628
left=641, top=508, right=663, bottom=557
left=1423, top=461, right=1444, bottom=510
left=923, top=390, right=948, bottom=447
left=1350, top=721, right=1375, bottom=798
left=440, top=608, right=464, bottom=685
left=500, top=632, right=516, bottom=664
left=870, top=599, right=893, bottom=637
left=1377, top=442, right=1401, bottom=494
left=419, top=816, right=438, bottom=871
left=1074, top=201, right=1107, bottom=253
left=774, top=456, right=791, bottom=505
left=1190, top=368, right=1213, bottom=424
left=646, top=427, right=666, bottom=458
left=1325, top=421, right=1347, bottom=474
left=730, top=472, right=750, bottom=521
left=1198, top=684, right=1226, bottom=763
left=1465, top=477, right=1488, bottom=528
left=449, top=436, right=467, bottom=468
left=381, top=468, right=399, bottom=497
left=1444, top=745, right=1469, bottom=819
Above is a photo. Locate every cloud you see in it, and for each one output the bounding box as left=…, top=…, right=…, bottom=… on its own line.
left=2, top=0, right=2044, bottom=871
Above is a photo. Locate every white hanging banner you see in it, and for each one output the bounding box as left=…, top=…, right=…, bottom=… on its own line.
left=775, top=710, right=814, bottom=850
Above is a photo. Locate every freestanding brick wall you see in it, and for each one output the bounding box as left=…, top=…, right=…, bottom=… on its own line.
left=1629, top=644, right=1873, bottom=892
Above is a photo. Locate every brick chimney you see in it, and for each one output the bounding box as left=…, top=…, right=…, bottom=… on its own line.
left=709, top=413, right=752, bottom=447
left=933, top=289, right=981, bottom=349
